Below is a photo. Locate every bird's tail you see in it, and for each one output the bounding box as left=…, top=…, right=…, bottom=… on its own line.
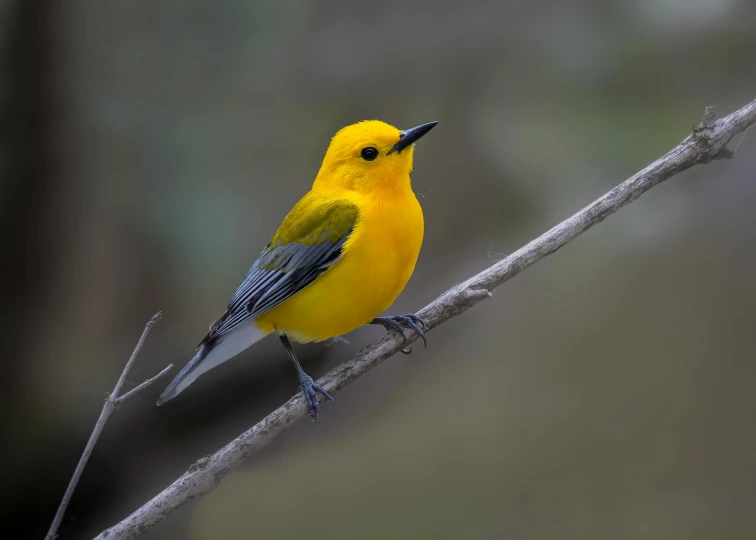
left=157, top=323, right=268, bottom=405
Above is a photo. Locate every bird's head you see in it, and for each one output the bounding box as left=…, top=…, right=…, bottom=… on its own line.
left=314, top=120, right=438, bottom=193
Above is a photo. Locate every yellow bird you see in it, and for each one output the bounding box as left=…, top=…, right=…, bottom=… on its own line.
left=158, top=120, right=437, bottom=419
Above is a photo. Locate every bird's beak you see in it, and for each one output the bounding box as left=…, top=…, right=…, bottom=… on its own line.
left=388, top=121, right=439, bottom=154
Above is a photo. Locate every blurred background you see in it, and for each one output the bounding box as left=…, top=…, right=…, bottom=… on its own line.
left=3, top=0, right=756, bottom=538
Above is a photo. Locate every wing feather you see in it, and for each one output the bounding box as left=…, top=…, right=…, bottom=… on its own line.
left=199, top=197, right=358, bottom=346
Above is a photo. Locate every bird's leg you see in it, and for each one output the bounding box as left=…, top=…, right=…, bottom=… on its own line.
left=370, top=313, right=427, bottom=348
left=279, top=334, right=332, bottom=421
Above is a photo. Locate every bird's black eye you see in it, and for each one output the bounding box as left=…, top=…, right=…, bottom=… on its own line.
left=360, top=147, right=379, bottom=161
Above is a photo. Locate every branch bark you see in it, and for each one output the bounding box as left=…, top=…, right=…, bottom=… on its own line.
left=95, top=99, right=756, bottom=540
left=45, top=313, right=173, bottom=540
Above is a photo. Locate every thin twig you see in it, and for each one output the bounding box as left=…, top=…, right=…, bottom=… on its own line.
left=44, top=313, right=171, bottom=540
left=116, top=364, right=175, bottom=404
left=95, top=99, right=756, bottom=540
left=110, top=313, right=164, bottom=399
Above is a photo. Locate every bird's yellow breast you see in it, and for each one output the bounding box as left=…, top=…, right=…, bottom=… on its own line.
left=254, top=186, right=424, bottom=342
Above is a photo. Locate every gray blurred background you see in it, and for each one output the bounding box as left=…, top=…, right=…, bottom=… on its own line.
left=3, top=0, right=756, bottom=538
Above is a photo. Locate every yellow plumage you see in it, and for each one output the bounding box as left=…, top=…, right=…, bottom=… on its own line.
left=158, top=119, right=437, bottom=418
left=256, top=121, right=425, bottom=341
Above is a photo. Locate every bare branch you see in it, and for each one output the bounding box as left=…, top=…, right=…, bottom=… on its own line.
left=115, top=364, right=175, bottom=404
left=45, top=313, right=171, bottom=540
left=95, top=99, right=756, bottom=540
left=110, top=312, right=164, bottom=398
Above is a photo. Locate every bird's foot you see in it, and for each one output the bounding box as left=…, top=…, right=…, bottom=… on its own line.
left=373, top=313, right=427, bottom=348
left=297, top=374, right=333, bottom=422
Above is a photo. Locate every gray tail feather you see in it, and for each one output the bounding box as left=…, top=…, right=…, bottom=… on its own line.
left=156, top=344, right=210, bottom=405
left=156, top=323, right=269, bottom=405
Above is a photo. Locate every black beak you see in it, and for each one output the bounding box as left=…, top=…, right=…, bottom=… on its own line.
left=388, top=121, right=439, bottom=154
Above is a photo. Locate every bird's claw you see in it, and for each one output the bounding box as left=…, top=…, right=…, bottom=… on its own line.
left=297, top=375, right=333, bottom=422
left=375, top=314, right=427, bottom=348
